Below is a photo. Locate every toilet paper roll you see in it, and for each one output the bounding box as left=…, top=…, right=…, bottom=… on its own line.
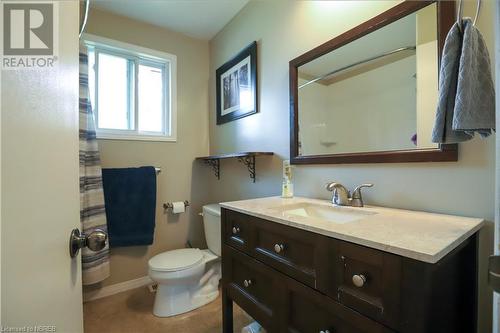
left=172, top=201, right=185, bottom=214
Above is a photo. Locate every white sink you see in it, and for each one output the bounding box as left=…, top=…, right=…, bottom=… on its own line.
left=270, top=202, right=376, bottom=224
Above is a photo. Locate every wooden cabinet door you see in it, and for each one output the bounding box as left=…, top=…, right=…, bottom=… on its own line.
left=251, top=216, right=329, bottom=289
left=223, top=209, right=255, bottom=253
left=223, top=245, right=284, bottom=332
left=281, top=271, right=394, bottom=333
left=327, top=240, right=402, bottom=329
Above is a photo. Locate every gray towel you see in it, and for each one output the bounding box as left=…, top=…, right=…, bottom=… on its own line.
left=432, top=18, right=495, bottom=144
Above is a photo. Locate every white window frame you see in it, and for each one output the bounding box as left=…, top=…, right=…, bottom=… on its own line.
left=83, top=33, right=177, bottom=142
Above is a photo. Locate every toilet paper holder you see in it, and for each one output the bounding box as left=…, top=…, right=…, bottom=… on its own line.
left=163, top=200, right=190, bottom=211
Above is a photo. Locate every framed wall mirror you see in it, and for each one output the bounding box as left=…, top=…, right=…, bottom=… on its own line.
left=289, top=1, right=458, bottom=164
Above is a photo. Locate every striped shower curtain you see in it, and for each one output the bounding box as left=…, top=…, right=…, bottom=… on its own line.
left=79, top=44, right=110, bottom=285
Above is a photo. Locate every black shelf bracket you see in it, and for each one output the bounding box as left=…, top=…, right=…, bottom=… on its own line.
left=238, top=155, right=256, bottom=183
left=204, top=159, right=220, bottom=180
left=197, top=152, right=272, bottom=183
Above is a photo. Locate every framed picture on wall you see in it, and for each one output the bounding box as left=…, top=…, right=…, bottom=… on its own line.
left=216, top=41, right=257, bottom=125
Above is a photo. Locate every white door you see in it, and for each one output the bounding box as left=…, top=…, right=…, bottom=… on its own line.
left=494, top=1, right=500, bottom=332
left=1, top=1, right=83, bottom=332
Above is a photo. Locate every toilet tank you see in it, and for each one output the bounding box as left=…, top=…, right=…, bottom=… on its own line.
left=202, top=204, right=221, bottom=256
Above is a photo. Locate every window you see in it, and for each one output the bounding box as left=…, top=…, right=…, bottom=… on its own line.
left=84, top=34, right=177, bottom=141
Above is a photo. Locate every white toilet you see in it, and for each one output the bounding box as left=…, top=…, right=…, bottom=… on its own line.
left=148, top=204, right=222, bottom=317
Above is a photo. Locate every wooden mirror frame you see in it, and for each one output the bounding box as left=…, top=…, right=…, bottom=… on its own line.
left=289, top=1, right=458, bottom=165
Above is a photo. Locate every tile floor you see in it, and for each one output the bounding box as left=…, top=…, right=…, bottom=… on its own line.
left=83, top=287, right=252, bottom=333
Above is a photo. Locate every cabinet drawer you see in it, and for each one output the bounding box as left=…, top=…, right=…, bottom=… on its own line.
left=251, top=216, right=328, bottom=289
left=223, top=209, right=253, bottom=252
left=284, top=270, right=394, bottom=333
left=223, top=245, right=280, bottom=331
left=329, top=240, right=402, bottom=329
left=223, top=209, right=328, bottom=289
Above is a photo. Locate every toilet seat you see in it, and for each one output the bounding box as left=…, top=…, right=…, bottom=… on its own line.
left=149, top=248, right=204, bottom=272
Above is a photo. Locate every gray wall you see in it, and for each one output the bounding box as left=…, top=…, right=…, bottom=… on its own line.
left=208, top=1, right=495, bottom=331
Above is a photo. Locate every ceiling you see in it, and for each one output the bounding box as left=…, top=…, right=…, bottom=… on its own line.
left=91, top=0, right=250, bottom=40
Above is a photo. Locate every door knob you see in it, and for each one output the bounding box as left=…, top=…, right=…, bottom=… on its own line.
left=274, top=243, right=285, bottom=253
left=232, top=226, right=240, bottom=234
left=86, top=229, right=107, bottom=251
left=243, top=279, right=252, bottom=288
left=69, top=228, right=107, bottom=258
left=352, top=274, right=367, bottom=288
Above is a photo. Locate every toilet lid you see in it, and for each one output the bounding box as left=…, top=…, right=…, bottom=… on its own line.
left=149, top=248, right=203, bottom=272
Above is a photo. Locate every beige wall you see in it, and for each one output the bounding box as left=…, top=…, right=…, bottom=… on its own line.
left=209, top=1, right=495, bottom=331
left=84, top=8, right=210, bottom=290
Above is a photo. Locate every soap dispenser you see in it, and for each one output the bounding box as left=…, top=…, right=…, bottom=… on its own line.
left=281, top=160, right=294, bottom=198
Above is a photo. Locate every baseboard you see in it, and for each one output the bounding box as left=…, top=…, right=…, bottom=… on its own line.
left=83, top=276, right=153, bottom=303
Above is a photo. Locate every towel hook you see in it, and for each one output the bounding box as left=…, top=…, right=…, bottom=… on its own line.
left=79, top=0, right=90, bottom=39
left=457, top=0, right=481, bottom=31
left=456, top=0, right=463, bottom=28
left=473, top=0, right=481, bottom=26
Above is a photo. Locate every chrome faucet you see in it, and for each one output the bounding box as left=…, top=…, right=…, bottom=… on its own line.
left=326, top=182, right=351, bottom=206
left=325, top=182, right=373, bottom=207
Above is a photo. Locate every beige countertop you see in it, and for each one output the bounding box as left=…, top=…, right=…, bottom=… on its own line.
left=219, top=196, right=484, bottom=264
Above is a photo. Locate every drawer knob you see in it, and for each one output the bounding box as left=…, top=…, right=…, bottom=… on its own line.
left=243, top=279, right=252, bottom=288
left=274, top=243, right=285, bottom=253
left=352, top=274, right=367, bottom=288
left=232, top=226, right=240, bottom=234
left=320, top=330, right=331, bottom=333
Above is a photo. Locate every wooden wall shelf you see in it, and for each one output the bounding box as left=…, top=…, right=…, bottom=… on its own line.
left=196, top=152, right=274, bottom=183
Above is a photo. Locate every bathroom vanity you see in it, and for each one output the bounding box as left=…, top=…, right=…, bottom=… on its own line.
left=220, top=197, right=483, bottom=333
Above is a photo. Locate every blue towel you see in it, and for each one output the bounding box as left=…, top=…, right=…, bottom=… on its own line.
left=102, top=167, right=156, bottom=247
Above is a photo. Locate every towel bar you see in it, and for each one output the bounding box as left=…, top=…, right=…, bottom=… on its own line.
left=163, top=200, right=190, bottom=210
